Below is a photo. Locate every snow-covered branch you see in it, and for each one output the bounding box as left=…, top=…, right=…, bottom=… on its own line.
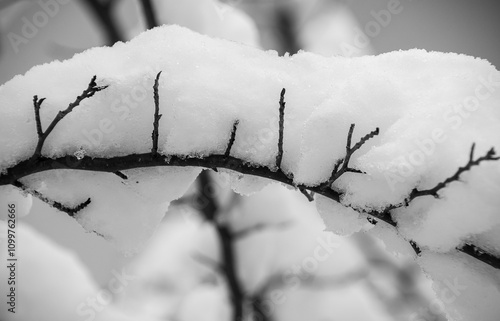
left=1, top=26, right=499, bottom=271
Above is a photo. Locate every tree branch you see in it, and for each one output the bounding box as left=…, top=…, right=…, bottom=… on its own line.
left=2, top=84, right=499, bottom=273
left=30, top=75, right=108, bottom=161
left=216, top=224, right=245, bottom=321
left=298, top=186, right=314, bottom=202
left=196, top=170, right=245, bottom=321
left=151, top=71, right=162, bottom=156
left=275, top=88, right=286, bottom=169
left=225, top=120, right=239, bottom=158
left=326, top=124, right=379, bottom=185
left=82, top=0, right=124, bottom=45
left=408, top=143, right=499, bottom=201
left=139, top=0, right=159, bottom=30
left=113, top=171, right=128, bottom=180
left=12, top=180, right=91, bottom=217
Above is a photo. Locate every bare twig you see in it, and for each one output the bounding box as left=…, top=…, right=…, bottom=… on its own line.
left=33, top=96, right=45, bottom=137
left=151, top=71, right=162, bottom=156
left=460, top=243, right=500, bottom=269
left=275, top=88, right=286, bottom=169
left=409, top=241, right=421, bottom=255
left=30, top=76, right=108, bottom=161
left=225, top=120, right=239, bottom=158
left=408, top=143, right=499, bottom=201
left=113, top=171, right=128, bottom=180
left=298, top=186, right=314, bottom=202
left=12, top=180, right=91, bottom=217
left=327, top=124, right=379, bottom=185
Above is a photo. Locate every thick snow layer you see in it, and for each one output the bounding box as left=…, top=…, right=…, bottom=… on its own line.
left=0, top=221, right=97, bottom=321
left=19, top=167, right=200, bottom=254
left=0, top=25, right=499, bottom=255
left=0, top=186, right=32, bottom=220
left=0, top=221, right=162, bottom=321
left=418, top=252, right=500, bottom=321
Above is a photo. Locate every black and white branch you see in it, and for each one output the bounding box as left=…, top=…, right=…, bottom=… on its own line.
left=275, top=88, right=286, bottom=169
left=327, top=124, right=379, bottom=185
left=31, top=75, right=108, bottom=161
left=151, top=71, right=163, bottom=156
left=113, top=171, right=128, bottom=180
left=13, top=76, right=107, bottom=217
left=225, top=120, right=239, bottom=158
left=12, top=180, right=91, bottom=217
left=2, top=83, right=500, bottom=270
left=196, top=171, right=245, bottom=321
left=408, top=143, right=499, bottom=201
left=298, top=186, right=315, bottom=202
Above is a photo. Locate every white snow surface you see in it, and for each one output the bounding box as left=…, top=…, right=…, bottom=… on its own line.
left=1, top=25, right=500, bottom=255
left=418, top=252, right=500, bottom=321
left=0, top=221, right=160, bottom=321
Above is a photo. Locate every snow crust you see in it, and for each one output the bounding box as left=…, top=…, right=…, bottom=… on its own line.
left=0, top=25, right=499, bottom=256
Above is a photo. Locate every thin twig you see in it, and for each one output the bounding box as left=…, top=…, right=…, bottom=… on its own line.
left=459, top=243, right=500, bottom=269
left=12, top=180, right=91, bottom=217
left=30, top=76, right=107, bottom=161
left=113, top=171, right=128, bottom=180
left=409, top=241, right=421, bottom=255
left=225, top=120, right=239, bottom=158
left=408, top=143, right=499, bottom=200
left=151, top=71, right=162, bottom=156
left=298, top=186, right=314, bottom=202
left=327, top=124, right=379, bottom=185
left=33, top=96, right=45, bottom=137
left=275, top=88, right=286, bottom=169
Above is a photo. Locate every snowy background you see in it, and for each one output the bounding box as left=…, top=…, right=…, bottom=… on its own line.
left=0, top=1, right=499, bottom=321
